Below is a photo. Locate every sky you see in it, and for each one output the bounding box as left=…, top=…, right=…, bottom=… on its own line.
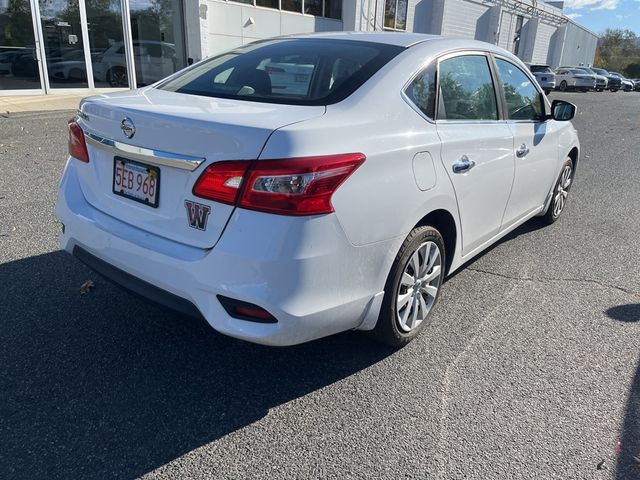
left=562, top=0, right=640, bottom=35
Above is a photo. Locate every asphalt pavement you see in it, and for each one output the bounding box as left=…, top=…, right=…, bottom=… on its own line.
left=0, top=92, right=639, bottom=479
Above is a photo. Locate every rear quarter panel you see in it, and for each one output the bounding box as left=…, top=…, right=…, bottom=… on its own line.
left=259, top=43, right=460, bottom=251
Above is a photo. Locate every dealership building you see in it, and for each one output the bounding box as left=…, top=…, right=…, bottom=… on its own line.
left=0, top=0, right=598, bottom=96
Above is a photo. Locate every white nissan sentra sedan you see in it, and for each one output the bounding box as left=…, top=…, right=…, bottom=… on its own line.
left=56, top=33, right=579, bottom=347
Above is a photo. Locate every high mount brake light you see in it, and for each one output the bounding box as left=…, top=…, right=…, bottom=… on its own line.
left=67, top=119, right=89, bottom=163
left=193, top=153, right=365, bottom=216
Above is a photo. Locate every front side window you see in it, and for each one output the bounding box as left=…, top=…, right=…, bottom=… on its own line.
left=405, top=63, right=436, bottom=119
left=158, top=39, right=404, bottom=106
left=437, top=55, right=498, bottom=121
left=495, top=59, right=544, bottom=121
left=384, top=0, right=408, bottom=30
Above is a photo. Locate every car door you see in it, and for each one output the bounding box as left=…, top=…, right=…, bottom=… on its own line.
left=493, top=57, right=559, bottom=227
left=435, top=53, right=515, bottom=256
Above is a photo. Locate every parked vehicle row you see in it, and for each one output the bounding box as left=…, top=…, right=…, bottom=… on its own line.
left=0, top=41, right=177, bottom=87
left=526, top=63, right=637, bottom=93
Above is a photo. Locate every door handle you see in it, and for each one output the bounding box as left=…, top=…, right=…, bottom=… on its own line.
left=516, top=144, right=530, bottom=158
left=452, top=155, right=476, bottom=174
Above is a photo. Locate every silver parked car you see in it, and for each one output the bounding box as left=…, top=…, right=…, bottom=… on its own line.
left=526, top=63, right=556, bottom=94
left=554, top=68, right=596, bottom=92
left=563, top=67, right=608, bottom=92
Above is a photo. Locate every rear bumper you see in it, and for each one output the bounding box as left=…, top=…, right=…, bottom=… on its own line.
left=536, top=79, right=555, bottom=89
left=55, top=159, right=396, bottom=346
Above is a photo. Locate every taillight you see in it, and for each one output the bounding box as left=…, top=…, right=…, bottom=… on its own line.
left=241, top=153, right=365, bottom=215
left=192, top=160, right=252, bottom=205
left=193, top=153, right=365, bottom=216
left=68, top=118, right=89, bottom=162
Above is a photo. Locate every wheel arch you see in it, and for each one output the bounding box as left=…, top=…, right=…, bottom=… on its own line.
left=415, top=208, right=457, bottom=276
left=568, top=146, right=579, bottom=172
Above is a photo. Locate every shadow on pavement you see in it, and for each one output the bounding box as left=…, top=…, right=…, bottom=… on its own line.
left=447, top=216, right=548, bottom=280
left=0, top=250, right=395, bottom=479
left=606, top=303, right=640, bottom=323
left=606, top=304, right=640, bottom=479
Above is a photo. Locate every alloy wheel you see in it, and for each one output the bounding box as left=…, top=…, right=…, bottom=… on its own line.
left=553, top=164, right=572, bottom=217
left=396, top=241, right=442, bottom=332
left=109, top=69, right=128, bottom=88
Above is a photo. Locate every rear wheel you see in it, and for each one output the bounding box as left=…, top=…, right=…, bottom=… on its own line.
left=559, top=80, right=568, bottom=92
left=373, top=226, right=445, bottom=347
left=543, top=88, right=551, bottom=95
left=543, top=157, right=574, bottom=224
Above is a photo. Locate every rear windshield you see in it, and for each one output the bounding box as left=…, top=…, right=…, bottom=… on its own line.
left=530, top=65, right=552, bottom=73
left=592, top=68, right=608, bottom=75
left=157, top=39, right=405, bottom=106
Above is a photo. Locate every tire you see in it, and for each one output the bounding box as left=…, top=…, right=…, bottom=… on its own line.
left=543, top=157, right=574, bottom=225
left=610, top=89, right=618, bottom=93
left=107, top=67, right=128, bottom=87
left=373, top=226, right=446, bottom=347
left=559, top=80, right=568, bottom=92
left=543, top=88, right=551, bottom=95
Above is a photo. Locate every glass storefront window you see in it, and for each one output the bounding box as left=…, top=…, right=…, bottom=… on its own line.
left=85, top=0, right=128, bottom=88
left=305, top=0, right=322, bottom=16
left=129, top=0, right=186, bottom=86
left=324, top=0, right=341, bottom=19
left=256, top=0, right=278, bottom=8
left=0, top=0, right=43, bottom=91
left=39, top=0, right=88, bottom=88
left=282, top=0, right=302, bottom=13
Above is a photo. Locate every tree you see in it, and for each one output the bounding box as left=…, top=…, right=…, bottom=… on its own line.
left=597, top=28, right=640, bottom=72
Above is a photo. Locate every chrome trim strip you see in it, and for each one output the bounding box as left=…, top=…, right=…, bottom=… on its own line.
left=84, top=132, right=205, bottom=171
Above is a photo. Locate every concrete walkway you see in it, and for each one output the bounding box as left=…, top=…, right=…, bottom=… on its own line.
left=0, top=94, right=86, bottom=115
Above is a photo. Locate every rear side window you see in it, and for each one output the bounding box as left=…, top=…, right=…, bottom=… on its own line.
left=530, top=65, right=552, bottom=74
left=157, top=39, right=404, bottom=106
left=495, top=58, right=544, bottom=121
left=405, top=63, right=436, bottom=119
left=437, top=55, right=498, bottom=121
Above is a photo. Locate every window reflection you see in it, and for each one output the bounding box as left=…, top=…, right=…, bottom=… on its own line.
left=0, top=0, right=43, bottom=90
left=129, top=0, right=186, bottom=86
left=39, top=0, right=88, bottom=88
left=86, top=0, right=127, bottom=88
left=438, top=56, right=498, bottom=121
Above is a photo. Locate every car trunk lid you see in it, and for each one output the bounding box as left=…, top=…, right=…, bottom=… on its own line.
left=76, top=88, right=325, bottom=249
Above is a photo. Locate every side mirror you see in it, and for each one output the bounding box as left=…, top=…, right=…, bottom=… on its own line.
left=550, top=99, right=576, bottom=121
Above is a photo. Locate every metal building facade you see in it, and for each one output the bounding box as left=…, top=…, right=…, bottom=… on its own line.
left=195, top=0, right=598, bottom=68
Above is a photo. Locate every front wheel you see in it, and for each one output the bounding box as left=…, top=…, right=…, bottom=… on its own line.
left=373, top=226, right=446, bottom=347
left=543, top=157, right=574, bottom=224
left=559, top=80, right=568, bottom=92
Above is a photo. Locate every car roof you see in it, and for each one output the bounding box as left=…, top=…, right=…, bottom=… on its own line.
left=285, top=31, right=441, bottom=47
left=283, top=31, right=511, bottom=52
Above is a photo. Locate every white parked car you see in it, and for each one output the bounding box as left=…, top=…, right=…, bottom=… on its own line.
left=93, top=41, right=176, bottom=87
left=56, top=33, right=580, bottom=347
left=554, top=67, right=596, bottom=91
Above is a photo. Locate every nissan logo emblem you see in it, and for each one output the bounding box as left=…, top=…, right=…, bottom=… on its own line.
left=121, top=117, right=135, bottom=139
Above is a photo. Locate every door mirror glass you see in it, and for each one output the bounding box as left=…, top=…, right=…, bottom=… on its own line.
left=550, top=100, right=576, bottom=121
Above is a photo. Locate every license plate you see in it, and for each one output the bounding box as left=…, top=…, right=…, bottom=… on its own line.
left=113, top=157, right=160, bottom=208
left=541, top=77, right=547, bottom=81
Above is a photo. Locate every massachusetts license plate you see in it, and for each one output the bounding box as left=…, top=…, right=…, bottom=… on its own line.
left=113, top=157, right=160, bottom=208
